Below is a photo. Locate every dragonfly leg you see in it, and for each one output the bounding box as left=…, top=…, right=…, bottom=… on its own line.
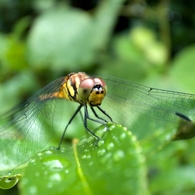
left=96, top=105, right=113, bottom=122
left=83, top=105, right=101, bottom=143
left=90, top=106, right=108, bottom=123
left=57, top=104, right=83, bottom=149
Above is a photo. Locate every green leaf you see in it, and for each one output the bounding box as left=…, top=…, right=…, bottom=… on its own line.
left=150, top=164, right=195, bottom=195
left=19, top=123, right=148, bottom=195
left=27, top=0, right=125, bottom=70
left=148, top=141, right=195, bottom=195
left=0, top=174, right=21, bottom=190
left=170, top=44, right=195, bottom=93
left=27, top=6, right=94, bottom=69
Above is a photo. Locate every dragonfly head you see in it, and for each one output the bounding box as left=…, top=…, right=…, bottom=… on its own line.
left=78, top=78, right=107, bottom=106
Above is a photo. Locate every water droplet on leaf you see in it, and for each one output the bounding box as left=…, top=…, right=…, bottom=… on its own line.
left=97, top=140, right=104, bottom=146
left=44, top=150, right=53, bottom=155
left=113, top=150, right=125, bottom=162
left=97, top=149, right=106, bottom=157
left=120, top=133, right=126, bottom=140
left=107, top=142, right=114, bottom=150
left=78, top=138, right=87, bottom=146
left=82, top=155, right=87, bottom=159
left=0, top=174, right=20, bottom=189
left=87, top=136, right=94, bottom=143
left=28, top=185, right=38, bottom=195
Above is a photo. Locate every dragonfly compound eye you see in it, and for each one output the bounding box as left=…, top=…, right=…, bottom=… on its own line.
left=78, top=78, right=107, bottom=106
left=78, top=79, right=95, bottom=102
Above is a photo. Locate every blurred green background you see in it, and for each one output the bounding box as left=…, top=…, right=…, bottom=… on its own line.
left=1, top=0, right=195, bottom=194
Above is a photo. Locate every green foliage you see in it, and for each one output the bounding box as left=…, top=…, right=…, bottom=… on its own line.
left=170, top=45, right=195, bottom=92
left=0, top=0, right=195, bottom=195
left=19, top=124, right=148, bottom=195
left=27, top=0, right=122, bottom=71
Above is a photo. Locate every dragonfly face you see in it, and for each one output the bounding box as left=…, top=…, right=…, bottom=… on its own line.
left=78, top=77, right=107, bottom=106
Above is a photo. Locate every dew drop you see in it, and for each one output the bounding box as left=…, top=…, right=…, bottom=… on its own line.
left=28, top=186, right=38, bottom=195
left=97, top=140, right=104, bottom=146
left=0, top=174, right=21, bottom=189
left=97, top=149, right=106, bottom=157
left=108, top=124, right=115, bottom=131
left=112, top=135, right=118, bottom=142
left=128, top=131, right=132, bottom=135
left=7, top=172, right=12, bottom=176
left=29, top=158, right=36, bottom=163
left=87, top=136, right=94, bottom=143
left=49, top=173, right=61, bottom=182
left=113, top=150, right=125, bottom=162
left=120, top=133, right=126, bottom=140
left=131, top=135, right=137, bottom=142
left=45, top=150, right=53, bottom=155
left=49, top=146, right=56, bottom=150
left=89, top=143, right=94, bottom=148
left=65, top=169, right=69, bottom=174
left=107, top=142, right=114, bottom=150
left=82, top=155, right=87, bottom=159
left=3, top=177, right=16, bottom=184
left=84, top=149, right=89, bottom=153
left=96, top=127, right=107, bottom=137
left=36, top=152, right=42, bottom=157
left=123, top=126, right=127, bottom=130
left=43, top=159, right=68, bottom=171
left=60, top=147, right=66, bottom=153
left=78, top=138, right=87, bottom=146
left=101, top=152, right=112, bottom=164
left=36, top=152, right=43, bottom=160
left=86, top=155, right=91, bottom=159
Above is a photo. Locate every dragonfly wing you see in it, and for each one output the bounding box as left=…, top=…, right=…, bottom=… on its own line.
left=100, top=75, right=195, bottom=140
left=0, top=77, right=68, bottom=174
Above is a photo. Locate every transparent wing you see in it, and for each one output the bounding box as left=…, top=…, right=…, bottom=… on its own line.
left=0, top=77, right=68, bottom=174
left=99, top=75, right=195, bottom=140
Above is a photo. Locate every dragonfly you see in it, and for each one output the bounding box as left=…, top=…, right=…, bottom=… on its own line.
left=0, top=72, right=195, bottom=175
